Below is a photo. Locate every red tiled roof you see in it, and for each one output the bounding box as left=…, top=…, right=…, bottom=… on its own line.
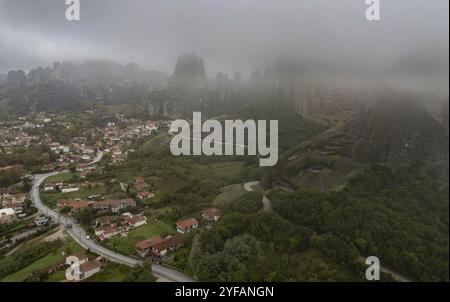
left=57, top=199, right=93, bottom=209
left=152, top=235, right=183, bottom=252
left=79, top=260, right=102, bottom=273
left=202, top=208, right=220, bottom=218
left=9, top=203, right=23, bottom=209
left=93, top=198, right=135, bottom=208
left=72, top=200, right=93, bottom=210
left=126, top=214, right=146, bottom=225
left=176, top=218, right=199, bottom=229
left=138, top=191, right=154, bottom=198
left=133, top=177, right=149, bottom=189
left=57, top=199, right=70, bottom=208
left=98, top=226, right=120, bottom=235
left=135, top=235, right=163, bottom=250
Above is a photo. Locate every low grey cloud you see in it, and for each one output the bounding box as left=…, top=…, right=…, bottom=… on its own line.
left=0, top=0, right=448, bottom=79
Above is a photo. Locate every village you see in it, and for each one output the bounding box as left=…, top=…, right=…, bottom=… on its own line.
left=0, top=111, right=221, bottom=281
left=47, top=172, right=221, bottom=264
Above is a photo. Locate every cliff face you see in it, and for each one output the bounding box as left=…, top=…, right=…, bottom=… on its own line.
left=150, top=53, right=208, bottom=118
left=0, top=61, right=167, bottom=119
left=344, top=93, right=449, bottom=175
left=6, top=70, right=27, bottom=86
left=168, top=52, right=207, bottom=93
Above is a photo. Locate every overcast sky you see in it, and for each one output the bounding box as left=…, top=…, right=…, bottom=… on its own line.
left=0, top=0, right=448, bottom=78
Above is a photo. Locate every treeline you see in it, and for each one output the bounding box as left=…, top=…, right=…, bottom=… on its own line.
left=0, top=240, right=62, bottom=279
left=157, top=178, right=221, bottom=222
left=0, top=170, right=23, bottom=188
left=193, top=192, right=359, bottom=281
left=85, top=262, right=156, bottom=282
left=206, top=97, right=327, bottom=154
left=270, top=165, right=449, bottom=281
left=0, top=145, right=51, bottom=172
left=194, top=165, right=448, bottom=281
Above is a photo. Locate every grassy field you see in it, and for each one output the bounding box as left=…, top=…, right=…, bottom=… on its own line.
left=286, top=154, right=366, bottom=191
left=139, top=132, right=172, bottom=155
left=212, top=184, right=246, bottom=208
left=153, top=161, right=244, bottom=194
left=1, top=231, right=84, bottom=282
left=0, top=216, right=37, bottom=238
left=191, top=161, right=244, bottom=179
left=1, top=228, right=139, bottom=282
left=43, top=270, right=66, bottom=282
left=103, top=221, right=176, bottom=255
left=40, top=183, right=126, bottom=208
left=155, top=177, right=189, bottom=193
left=210, top=161, right=244, bottom=177
left=144, top=206, right=174, bottom=218
left=44, top=172, right=75, bottom=183
left=84, top=262, right=137, bottom=282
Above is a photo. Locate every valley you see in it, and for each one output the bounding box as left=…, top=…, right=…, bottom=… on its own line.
left=0, top=51, right=448, bottom=283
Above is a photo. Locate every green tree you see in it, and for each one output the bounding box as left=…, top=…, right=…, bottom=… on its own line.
left=78, top=209, right=93, bottom=226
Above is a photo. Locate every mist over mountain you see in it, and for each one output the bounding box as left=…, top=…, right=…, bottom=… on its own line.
left=0, top=1, right=448, bottom=284
left=344, top=92, right=449, bottom=175
left=5, top=60, right=167, bottom=88
left=342, top=44, right=449, bottom=174
left=0, top=73, right=6, bottom=85
left=169, top=52, right=207, bottom=92
left=0, top=0, right=448, bottom=174
left=0, top=60, right=167, bottom=118
left=384, top=43, right=449, bottom=96
left=1, top=0, right=447, bottom=75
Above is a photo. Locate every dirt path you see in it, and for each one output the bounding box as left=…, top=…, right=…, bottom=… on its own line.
left=5, top=244, right=23, bottom=256
left=187, top=234, right=200, bottom=278
left=43, top=226, right=68, bottom=242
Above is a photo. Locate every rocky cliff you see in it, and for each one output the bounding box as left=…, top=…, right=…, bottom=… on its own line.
left=344, top=92, right=449, bottom=175
left=168, top=52, right=207, bottom=93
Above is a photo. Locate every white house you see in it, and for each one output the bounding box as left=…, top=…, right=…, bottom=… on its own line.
left=176, top=218, right=199, bottom=234
left=202, top=208, right=221, bottom=223
left=0, top=208, right=15, bottom=224
left=34, top=216, right=50, bottom=226
left=66, top=255, right=102, bottom=281
left=44, top=185, right=55, bottom=192
left=79, top=260, right=102, bottom=280
left=61, top=187, right=80, bottom=193
left=95, top=226, right=121, bottom=241
left=126, top=214, right=147, bottom=228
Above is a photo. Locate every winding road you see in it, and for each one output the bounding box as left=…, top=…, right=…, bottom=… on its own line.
left=243, top=181, right=412, bottom=282
left=30, top=151, right=193, bottom=282
left=244, top=181, right=272, bottom=211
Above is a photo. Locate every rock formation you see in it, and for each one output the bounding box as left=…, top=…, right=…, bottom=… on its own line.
left=168, top=52, right=207, bottom=93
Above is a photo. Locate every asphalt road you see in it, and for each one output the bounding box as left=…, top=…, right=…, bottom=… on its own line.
left=244, top=181, right=272, bottom=211
left=29, top=151, right=193, bottom=282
